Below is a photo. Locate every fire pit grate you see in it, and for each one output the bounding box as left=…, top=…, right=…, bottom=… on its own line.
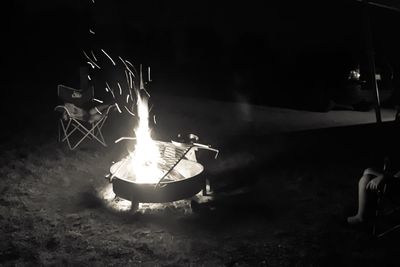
left=107, top=138, right=218, bottom=209
left=154, top=141, right=194, bottom=185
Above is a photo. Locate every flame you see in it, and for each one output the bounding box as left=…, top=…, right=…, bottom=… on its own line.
left=128, top=92, right=163, bottom=184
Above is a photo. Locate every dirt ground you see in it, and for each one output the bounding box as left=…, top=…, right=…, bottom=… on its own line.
left=1, top=100, right=400, bottom=266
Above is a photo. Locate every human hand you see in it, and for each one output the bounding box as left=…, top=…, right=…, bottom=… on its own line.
left=366, top=175, right=385, bottom=192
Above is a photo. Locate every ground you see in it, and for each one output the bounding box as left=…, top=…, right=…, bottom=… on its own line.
left=1, top=96, right=400, bottom=266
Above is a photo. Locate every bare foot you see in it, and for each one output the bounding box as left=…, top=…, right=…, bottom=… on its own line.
left=347, top=215, right=364, bottom=225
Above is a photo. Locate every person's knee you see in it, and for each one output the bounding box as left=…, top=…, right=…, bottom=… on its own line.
left=363, top=168, right=380, bottom=176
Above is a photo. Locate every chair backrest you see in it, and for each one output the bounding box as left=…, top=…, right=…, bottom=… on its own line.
left=57, top=84, right=94, bottom=107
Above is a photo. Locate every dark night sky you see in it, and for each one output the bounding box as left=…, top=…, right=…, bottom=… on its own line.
left=3, top=0, right=400, bottom=114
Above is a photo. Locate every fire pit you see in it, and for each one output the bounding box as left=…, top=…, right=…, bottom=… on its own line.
left=96, top=61, right=218, bottom=211
left=107, top=138, right=218, bottom=210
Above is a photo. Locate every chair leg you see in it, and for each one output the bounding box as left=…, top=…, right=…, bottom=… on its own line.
left=60, top=120, right=73, bottom=142
left=376, top=223, right=400, bottom=238
left=93, top=118, right=107, bottom=146
left=95, top=126, right=107, bottom=146
left=59, top=116, right=109, bottom=150
left=71, top=119, right=107, bottom=148
left=97, top=115, right=111, bottom=146
left=373, top=196, right=382, bottom=237
left=59, top=119, right=74, bottom=150
left=71, top=134, right=88, bottom=150
left=60, top=119, right=89, bottom=150
left=372, top=184, right=400, bottom=238
left=90, top=119, right=107, bottom=146
left=61, top=123, right=80, bottom=146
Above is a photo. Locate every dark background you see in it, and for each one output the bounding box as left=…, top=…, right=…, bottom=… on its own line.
left=3, top=2, right=400, bottom=265
left=3, top=0, right=400, bottom=116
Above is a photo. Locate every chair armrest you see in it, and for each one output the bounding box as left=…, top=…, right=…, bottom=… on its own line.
left=55, top=104, right=90, bottom=121
left=55, top=105, right=72, bottom=117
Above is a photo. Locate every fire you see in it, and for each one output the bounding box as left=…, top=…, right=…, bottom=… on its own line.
left=128, top=93, right=163, bottom=184
left=84, top=1, right=218, bottom=213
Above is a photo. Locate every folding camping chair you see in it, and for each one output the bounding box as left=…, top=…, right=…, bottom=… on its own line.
left=372, top=157, right=400, bottom=238
left=55, top=84, right=114, bottom=150
left=373, top=182, right=400, bottom=238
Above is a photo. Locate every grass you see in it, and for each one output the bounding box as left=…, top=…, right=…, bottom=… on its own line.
left=1, top=112, right=400, bottom=266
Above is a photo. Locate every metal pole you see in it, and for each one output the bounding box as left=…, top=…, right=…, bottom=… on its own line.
left=355, top=0, right=400, bottom=13
left=362, top=0, right=382, bottom=124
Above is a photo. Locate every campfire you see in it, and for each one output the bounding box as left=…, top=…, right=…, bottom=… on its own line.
left=80, top=1, right=218, bottom=212
left=104, top=67, right=218, bottom=212
left=83, top=51, right=218, bottom=212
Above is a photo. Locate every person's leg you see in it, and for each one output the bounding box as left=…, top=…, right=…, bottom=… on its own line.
left=347, top=168, right=380, bottom=224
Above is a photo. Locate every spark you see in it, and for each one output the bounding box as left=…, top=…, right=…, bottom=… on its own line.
left=91, top=50, right=97, bottom=61
left=87, top=75, right=91, bottom=80
left=117, top=82, right=122, bottom=95
left=132, top=80, right=136, bottom=91
left=125, top=60, right=138, bottom=76
left=125, top=60, right=135, bottom=68
left=140, top=64, right=144, bottom=89
left=124, top=106, right=135, bottom=116
left=87, top=61, right=95, bottom=69
left=125, top=59, right=135, bottom=69
left=115, top=103, right=122, bottom=113
left=142, top=88, right=151, bottom=98
left=105, top=87, right=109, bottom=92
left=128, top=89, right=134, bottom=103
left=95, top=107, right=102, bottom=114
left=126, top=94, right=130, bottom=103
left=130, top=73, right=134, bottom=89
left=124, top=71, right=134, bottom=102
left=139, top=64, right=150, bottom=97
left=83, top=50, right=100, bottom=69
left=153, top=115, right=157, bottom=124
left=127, top=72, right=134, bottom=99
left=106, top=82, right=115, bottom=99
left=119, top=56, right=126, bottom=66
left=125, top=70, right=130, bottom=88
left=148, top=66, right=151, bottom=82
left=127, top=66, right=135, bottom=78
left=115, top=137, right=136, bottom=143
left=93, top=98, right=103, bottom=103
left=101, top=49, right=116, bottom=66
left=119, top=57, right=135, bottom=77
left=89, top=29, right=95, bottom=35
